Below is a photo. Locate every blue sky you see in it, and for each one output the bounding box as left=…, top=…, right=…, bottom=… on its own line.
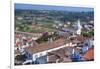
left=15, top=3, right=94, bottom=12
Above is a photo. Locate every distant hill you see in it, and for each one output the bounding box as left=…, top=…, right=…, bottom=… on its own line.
left=15, top=3, right=94, bottom=12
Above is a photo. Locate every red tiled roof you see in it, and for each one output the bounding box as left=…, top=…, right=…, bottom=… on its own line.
left=27, top=38, right=32, bottom=42
left=15, top=34, right=21, bottom=38
left=83, top=48, right=94, bottom=60
left=26, top=38, right=69, bottom=54
left=15, top=42, right=22, bottom=47
left=71, top=35, right=88, bottom=42
left=48, top=55, right=59, bottom=63
left=47, top=47, right=74, bottom=63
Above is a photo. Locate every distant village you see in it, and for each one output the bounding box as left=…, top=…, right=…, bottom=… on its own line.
left=14, top=10, right=94, bottom=65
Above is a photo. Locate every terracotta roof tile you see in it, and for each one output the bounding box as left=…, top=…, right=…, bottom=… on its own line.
left=83, top=48, right=94, bottom=60
left=26, top=38, right=67, bottom=54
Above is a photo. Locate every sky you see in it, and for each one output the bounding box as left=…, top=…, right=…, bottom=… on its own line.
left=15, top=3, right=94, bottom=12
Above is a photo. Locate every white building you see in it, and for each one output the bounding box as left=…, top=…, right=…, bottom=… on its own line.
left=76, top=19, right=82, bottom=35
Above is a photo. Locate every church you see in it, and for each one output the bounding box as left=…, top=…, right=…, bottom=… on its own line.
left=76, top=19, right=82, bottom=35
